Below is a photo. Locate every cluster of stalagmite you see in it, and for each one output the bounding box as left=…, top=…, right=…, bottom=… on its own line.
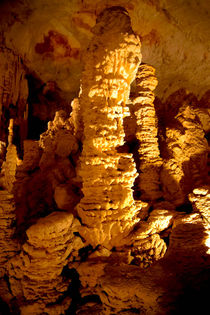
left=160, top=95, right=208, bottom=205
left=132, top=64, right=162, bottom=200
left=8, top=211, right=83, bottom=315
left=77, top=8, right=142, bottom=249
left=0, top=6, right=209, bottom=315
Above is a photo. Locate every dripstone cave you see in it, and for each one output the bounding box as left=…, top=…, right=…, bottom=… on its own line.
left=0, top=1, right=210, bottom=314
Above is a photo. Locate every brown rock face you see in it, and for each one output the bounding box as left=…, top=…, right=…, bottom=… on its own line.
left=0, top=190, right=19, bottom=278
left=0, top=47, right=28, bottom=147
left=77, top=8, right=141, bottom=249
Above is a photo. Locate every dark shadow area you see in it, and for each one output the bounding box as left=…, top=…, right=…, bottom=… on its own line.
left=26, top=73, right=70, bottom=140
left=0, top=298, right=11, bottom=315
left=157, top=221, right=210, bottom=314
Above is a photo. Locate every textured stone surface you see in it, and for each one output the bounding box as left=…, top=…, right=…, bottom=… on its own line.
left=0, top=190, right=19, bottom=277
left=189, top=186, right=210, bottom=228
left=0, top=47, right=28, bottom=146
left=132, top=64, right=162, bottom=200
left=77, top=7, right=141, bottom=249
left=0, top=3, right=209, bottom=314
left=93, top=211, right=210, bottom=315
left=1, top=120, right=20, bottom=192
left=8, top=211, right=83, bottom=313
left=160, top=92, right=209, bottom=205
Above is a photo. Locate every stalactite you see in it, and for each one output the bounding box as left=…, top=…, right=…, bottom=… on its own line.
left=132, top=64, right=162, bottom=200
left=76, top=7, right=141, bottom=249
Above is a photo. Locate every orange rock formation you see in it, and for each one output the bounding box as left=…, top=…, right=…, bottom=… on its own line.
left=77, top=8, right=142, bottom=249
left=0, top=5, right=209, bottom=315
left=132, top=64, right=162, bottom=200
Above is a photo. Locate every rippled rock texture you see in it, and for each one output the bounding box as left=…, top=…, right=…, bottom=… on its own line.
left=0, top=4, right=209, bottom=315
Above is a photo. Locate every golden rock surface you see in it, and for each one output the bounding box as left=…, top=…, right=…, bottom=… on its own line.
left=0, top=4, right=209, bottom=314
left=77, top=8, right=141, bottom=249
left=8, top=211, right=83, bottom=314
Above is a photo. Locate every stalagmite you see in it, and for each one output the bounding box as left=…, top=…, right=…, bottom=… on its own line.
left=1, top=119, right=19, bottom=192
left=77, top=7, right=141, bottom=249
left=0, top=121, right=19, bottom=280
left=8, top=212, right=83, bottom=314
left=132, top=64, right=162, bottom=200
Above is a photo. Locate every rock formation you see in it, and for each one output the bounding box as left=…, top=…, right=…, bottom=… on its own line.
left=77, top=7, right=142, bottom=249
left=0, top=190, right=19, bottom=278
left=160, top=92, right=208, bottom=205
left=0, top=3, right=209, bottom=315
left=0, top=47, right=28, bottom=148
left=0, top=120, right=20, bottom=291
left=132, top=64, right=162, bottom=200
left=8, top=211, right=83, bottom=314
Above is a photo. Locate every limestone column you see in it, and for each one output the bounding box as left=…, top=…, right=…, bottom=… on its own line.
left=132, top=64, right=163, bottom=200
left=77, top=8, right=142, bottom=249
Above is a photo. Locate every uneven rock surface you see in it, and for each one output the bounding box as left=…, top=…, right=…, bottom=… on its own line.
left=160, top=91, right=209, bottom=205
left=0, top=47, right=28, bottom=146
left=77, top=8, right=141, bottom=249
left=8, top=211, right=83, bottom=315
left=0, top=3, right=209, bottom=315
left=0, top=190, right=19, bottom=278
left=132, top=64, right=162, bottom=200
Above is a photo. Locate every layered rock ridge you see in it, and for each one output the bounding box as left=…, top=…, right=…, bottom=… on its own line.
left=132, top=64, right=163, bottom=200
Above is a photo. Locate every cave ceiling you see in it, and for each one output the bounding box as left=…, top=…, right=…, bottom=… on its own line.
left=0, top=0, right=209, bottom=101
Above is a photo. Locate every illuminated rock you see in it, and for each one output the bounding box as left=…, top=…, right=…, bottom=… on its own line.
left=132, top=64, right=162, bottom=200
left=77, top=7, right=141, bottom=249
left=189, top=186, right=210, bottom=230
left=160, top=92, right=208, bottom=205
left=0, top=3, right=209, bottom=314
left=1, top=120, right=19, bottom=192
left=8, top=211, right=83, bottom=314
